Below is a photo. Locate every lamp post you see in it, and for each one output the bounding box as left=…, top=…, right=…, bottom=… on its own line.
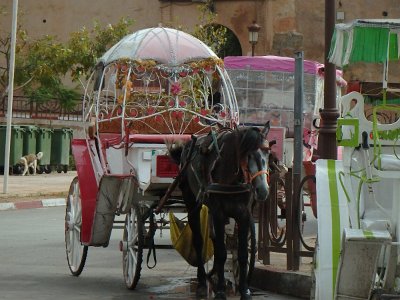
left=3, top=0, right=18, bottom=194
left=318, top=0, right=338, bottom=159
left=248, top=20, right=261, bottom=56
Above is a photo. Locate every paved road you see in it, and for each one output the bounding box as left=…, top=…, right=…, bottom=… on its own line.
left=0, top=206, right=303, bottom=300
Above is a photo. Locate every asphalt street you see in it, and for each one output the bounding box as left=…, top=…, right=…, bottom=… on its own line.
left=0, top=206, right=305, bottom=300
left=0, top=172, right=312, bottom=299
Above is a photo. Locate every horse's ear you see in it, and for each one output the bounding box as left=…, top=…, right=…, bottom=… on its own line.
left=261, top=121, right=270, bottom=138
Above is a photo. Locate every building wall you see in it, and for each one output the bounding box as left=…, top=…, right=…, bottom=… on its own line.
left=1, top=0, right=400, bottom=84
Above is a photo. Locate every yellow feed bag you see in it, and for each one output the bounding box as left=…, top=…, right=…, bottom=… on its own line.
left=169, top=205, right=214, bottom=267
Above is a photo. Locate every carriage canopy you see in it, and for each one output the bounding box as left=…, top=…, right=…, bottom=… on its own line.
left=99, top=27, right=218, bottom=66
left=224, top=55, right=346, bottom=134
left=329, top=19, right=400, bottom=67
left=84, top=27, right=238, bottom=136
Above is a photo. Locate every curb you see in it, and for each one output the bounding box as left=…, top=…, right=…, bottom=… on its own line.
left=251, top=265, right=311, bottom=299
left=0, top=198, right=66, bottom=211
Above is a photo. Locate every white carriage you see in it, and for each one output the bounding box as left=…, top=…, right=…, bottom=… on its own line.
left=313, top=19, right=400, bottom=299
left=64, top=27, right=240, bottom=289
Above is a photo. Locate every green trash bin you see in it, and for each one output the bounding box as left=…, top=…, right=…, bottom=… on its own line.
left=22, top=125, right=39, bottom=157
left=0, top=125, right=24, bottom=174
left=51, top=128, right=73, bottom=173
left=36, top=127, right=53, bottom=174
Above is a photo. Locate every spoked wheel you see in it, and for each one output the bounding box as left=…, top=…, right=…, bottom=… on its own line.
left=231, top=218, right=256, bottom=288
left=65, top=176, right=88, bottom=276
left=121, top=204, right=144, bottom=289
left=300, top=174, right=317, bottom=219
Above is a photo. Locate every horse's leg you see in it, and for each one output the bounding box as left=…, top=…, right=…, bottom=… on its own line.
left=237, top=213, right=252, bottom=300
left=187, top=204, right=208, bottom=298
left=212, top=211, right=227, bottom=300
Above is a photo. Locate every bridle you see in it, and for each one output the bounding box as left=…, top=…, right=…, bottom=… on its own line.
left=240, top=145, right=270, bottom=185
left=241, top=161, right=269, bottom=184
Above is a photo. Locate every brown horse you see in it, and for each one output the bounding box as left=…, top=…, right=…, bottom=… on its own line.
left=168, top=122, right=271, bottom=300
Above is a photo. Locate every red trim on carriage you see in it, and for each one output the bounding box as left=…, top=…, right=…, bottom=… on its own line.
left=98, top=133, right=192, bottom=148
left=129, top=134, right=192, bottom=143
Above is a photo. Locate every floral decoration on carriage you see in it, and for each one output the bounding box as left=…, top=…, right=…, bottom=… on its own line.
left=83, top=27, right=239, bottom=136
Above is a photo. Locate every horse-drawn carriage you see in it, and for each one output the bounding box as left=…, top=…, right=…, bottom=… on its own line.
left=65, top=27, right=271, bottom=299
left=313, top=19, right=400, bottom=299
left=224, top=55, right=348, bottom=214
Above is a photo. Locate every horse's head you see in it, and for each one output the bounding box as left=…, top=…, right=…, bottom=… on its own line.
left=240, top=122, right=271, bottom=202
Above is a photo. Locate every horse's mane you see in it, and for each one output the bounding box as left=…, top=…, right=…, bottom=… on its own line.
left=205, top=127, right=265, bottom=184
left=235, top=127, right=264, bottom=159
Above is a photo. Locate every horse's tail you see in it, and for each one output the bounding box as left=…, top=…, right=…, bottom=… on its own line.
left=166, top=139, right=185, bottom=165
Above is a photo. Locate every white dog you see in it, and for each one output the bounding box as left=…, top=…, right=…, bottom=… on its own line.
left=18, top=152, right=43, bottom=176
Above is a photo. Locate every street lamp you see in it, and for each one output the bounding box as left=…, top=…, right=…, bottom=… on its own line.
left=248, top=20, right=261, bottom=56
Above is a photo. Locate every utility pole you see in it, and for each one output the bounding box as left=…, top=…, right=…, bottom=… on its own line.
left=3, top=0, right=18, bottom=193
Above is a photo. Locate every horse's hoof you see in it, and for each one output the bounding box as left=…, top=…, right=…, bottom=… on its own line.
left=240, top=289, right=252, bottom=300
left=213, top=291, right=227, bottom=300
left=196, top=285, right=208, bottom=299
left=207, top=267, right=216, bottom=279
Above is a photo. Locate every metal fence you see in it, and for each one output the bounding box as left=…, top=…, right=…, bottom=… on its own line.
left=0, top=96, right=83, bottom=121
left=257, top=168, right=315, bottom=270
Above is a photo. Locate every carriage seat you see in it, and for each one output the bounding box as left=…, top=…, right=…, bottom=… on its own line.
left=373, top=154, right=400, bottom=171
left=362, top=153, right=400, bottom=233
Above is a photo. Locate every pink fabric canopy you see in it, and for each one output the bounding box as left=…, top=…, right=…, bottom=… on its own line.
left=224, top=55, right=346, bottom=86
left=224, top=55, right=323, bottom=75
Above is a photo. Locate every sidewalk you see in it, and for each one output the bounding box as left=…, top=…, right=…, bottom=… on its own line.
left=0, top=171, right=312, bottom=298
left=0, top=171, right=76, bottom=209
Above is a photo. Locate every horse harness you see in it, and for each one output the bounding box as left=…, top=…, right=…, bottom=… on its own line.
left=190, top=128, right=270, bottom=201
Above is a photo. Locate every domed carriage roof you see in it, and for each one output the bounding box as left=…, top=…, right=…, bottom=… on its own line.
left=99, top=27, right=218, bottom=66
left=88, top=27, right=239, bottom=135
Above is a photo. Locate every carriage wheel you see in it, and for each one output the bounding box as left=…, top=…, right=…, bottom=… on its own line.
left=121, top=204, right=144, bottom=289
left=65, top=177, right=88, bottom=276
left=231, top=218, right=256, bottom=288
